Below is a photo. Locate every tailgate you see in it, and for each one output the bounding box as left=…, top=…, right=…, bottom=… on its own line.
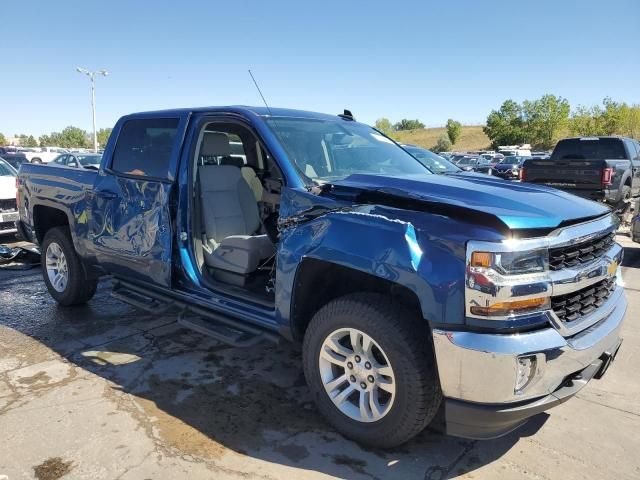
left=522, top=159, right=605, bottom=191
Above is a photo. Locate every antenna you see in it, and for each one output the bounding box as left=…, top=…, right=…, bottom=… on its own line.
left=247, top=69, right=315, bottom=187
left=248, top=69, right=274, bottom=116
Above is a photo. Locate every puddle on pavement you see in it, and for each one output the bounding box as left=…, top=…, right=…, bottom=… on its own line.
left=81, top=350, right=142, bottom=366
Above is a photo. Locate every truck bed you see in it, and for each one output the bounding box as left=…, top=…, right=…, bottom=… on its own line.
left=522, top=158, right=608, bottom=197
left=18, top=164, right=98, bottom=238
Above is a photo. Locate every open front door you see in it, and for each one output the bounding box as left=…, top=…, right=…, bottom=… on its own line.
left=90, top=114, right=189, bottom=287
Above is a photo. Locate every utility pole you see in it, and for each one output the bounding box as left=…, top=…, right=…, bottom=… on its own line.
left=76, top=67, right=108, bottom=152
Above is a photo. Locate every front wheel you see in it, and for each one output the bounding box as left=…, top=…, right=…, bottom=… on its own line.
left=303, top=293, right=442, bottom=448
left=31, top=158, right=42, bottom=164
left=41, top=226, right=97, bottom=305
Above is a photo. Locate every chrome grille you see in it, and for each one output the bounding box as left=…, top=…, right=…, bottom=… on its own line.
left=0, top=198, right=17, bottom=212
left=551, top=277, right=616, bottom=323
left=548, top=231, right=615, bottom=271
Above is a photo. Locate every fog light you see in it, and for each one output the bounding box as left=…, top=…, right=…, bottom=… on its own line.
left=515, top=355, right=538, bottom=393
left=470, top=297, right=550, bottom=317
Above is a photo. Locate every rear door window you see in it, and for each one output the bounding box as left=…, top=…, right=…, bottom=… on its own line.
left=551, top=138, right=628, bottom=160
left=111, top=118, right=179, bottom=178
left=633, top=141, right=640, bottom=161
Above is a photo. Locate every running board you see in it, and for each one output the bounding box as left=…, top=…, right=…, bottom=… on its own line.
left=111, top=280, right=279, bottom=347
left=111, top=287, right=175, bottom=315
left=178, top=314, right=264, bottom=348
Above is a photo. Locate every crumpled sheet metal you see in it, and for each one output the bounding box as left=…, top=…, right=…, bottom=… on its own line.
left=0, top=244, right=41, bottom=269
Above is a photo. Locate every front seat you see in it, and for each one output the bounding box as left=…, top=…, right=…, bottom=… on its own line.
left=198, top=134, right=275, bottom=276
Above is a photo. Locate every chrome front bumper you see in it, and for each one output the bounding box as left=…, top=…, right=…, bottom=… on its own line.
left=433, top=284, right=627, bottom=405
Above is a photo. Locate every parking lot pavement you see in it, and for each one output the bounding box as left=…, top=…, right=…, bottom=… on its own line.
left=0, top=233, right=638, bottom=480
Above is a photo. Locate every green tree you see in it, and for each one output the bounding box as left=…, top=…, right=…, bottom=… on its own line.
left=523, top=94, right=570, bottom=149
left=446, top=119, right=462, bottom=145
left=23, top=135, right=38, bottom=147
left=39, top=134, right=52, bottom=147
left=619, top=104, right=640, bottom=139
left=56, top=126, right=90, bottom=148
left=433, top=133, right=452, bottom=152
left=0, top=133, right=6, bottom=145
left=483, top=99, right=526, bottom=149
left=374, top=118, right=394, bottom=136
left=97, top=128, right=113, bottom=148
left=394, top=119, right=425, bottom=131
left=569, top=99, right=640, bottom=138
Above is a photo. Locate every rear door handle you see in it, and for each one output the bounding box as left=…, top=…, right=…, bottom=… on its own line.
left=95, top=190, right=117, bottom=199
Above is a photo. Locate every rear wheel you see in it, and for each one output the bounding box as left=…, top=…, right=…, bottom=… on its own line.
left=303, top=293, right=442, bottom=448
left=31, top=158, right=42, bottom=164
left=618, top=185, right=633, bottom=226
left=41, top=227, right=97, bottom=305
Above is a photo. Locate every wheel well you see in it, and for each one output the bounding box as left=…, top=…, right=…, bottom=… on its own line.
left=290, top=258, right=422, bottom=342
left=33, top=205, right=69, bottom=243
left=624, top=177, right=632, bottom=187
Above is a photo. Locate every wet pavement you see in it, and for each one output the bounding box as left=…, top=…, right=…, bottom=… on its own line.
left=0, top=233, right=639, bottom=480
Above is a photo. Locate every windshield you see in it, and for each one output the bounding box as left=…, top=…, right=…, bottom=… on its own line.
left=457, top=157, right=477, bottom=165
left=77, top=154, right=102, bottom=166
left=405, top=147, right=460, bottom=173
left=265, top=117, right=429, bottom=182
left=551, top=138, right=627, bottom=160
left=0, top=158, right=17, bottom=176
left=500, top=156, right=520, bottom=165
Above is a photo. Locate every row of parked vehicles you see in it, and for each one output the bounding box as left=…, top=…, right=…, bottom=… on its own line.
left=9, top=105, right=636, bottom=448
left=0, top=148, right=103, bottom=236
left=418, top=138, right=640, bottom=222
left=0, top=146, right=103, bottom=169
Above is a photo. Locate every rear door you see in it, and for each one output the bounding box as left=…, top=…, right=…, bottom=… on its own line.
left=89, top=113, right=189, bottom=287
left=628, top=140, right=640, bottom=194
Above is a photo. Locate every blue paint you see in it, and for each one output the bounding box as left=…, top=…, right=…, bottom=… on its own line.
left=16, top=105, right=612, bottom=340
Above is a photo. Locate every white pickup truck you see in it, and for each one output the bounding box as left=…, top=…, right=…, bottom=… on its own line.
left=0, top=157, right=18, bottom=235
left=22, top=147, right=68, bottom=164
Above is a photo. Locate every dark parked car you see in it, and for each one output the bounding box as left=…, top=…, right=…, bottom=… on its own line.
left=402, top=145, right=462, bottom=175
left=0, top=148, right=28, bottom=170
left=522, top=137, right=640, bottom=207
left=454, top=155, right=493, bottom=174
left=50, top=153, right=102, bottom=170
left=493, top=156, right=530, bottom=180
left=632, top=198, right=640, bottom=243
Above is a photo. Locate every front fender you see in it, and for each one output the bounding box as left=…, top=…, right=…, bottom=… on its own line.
left=275, top=188, right=502, bottom=331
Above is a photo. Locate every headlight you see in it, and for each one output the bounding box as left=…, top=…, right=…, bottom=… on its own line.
left=466, top=245, right=551, bottom=320
left=470, top=249, right=548, bottom=275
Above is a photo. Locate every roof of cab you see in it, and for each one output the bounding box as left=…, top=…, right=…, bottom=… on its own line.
left=123, top=106, right=343, bottom=122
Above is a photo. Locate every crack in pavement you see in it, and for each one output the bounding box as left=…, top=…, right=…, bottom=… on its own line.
left=574, top=394, right=640, bottom=417
left=423, top=440, right=476, bottom=480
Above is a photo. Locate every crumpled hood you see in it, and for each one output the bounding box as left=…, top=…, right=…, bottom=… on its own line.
left=328, top=173, right=609, bottom=230
left=0, top=176, right=16, bottom=200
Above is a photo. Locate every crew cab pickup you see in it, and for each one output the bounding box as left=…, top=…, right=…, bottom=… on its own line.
left=16, top=107, right=627, bottom=447
left=521, top=136, right=640, bottom=207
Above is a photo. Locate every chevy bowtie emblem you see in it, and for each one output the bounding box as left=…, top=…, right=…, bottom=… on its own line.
left=607, top=259, right=619, bottom=277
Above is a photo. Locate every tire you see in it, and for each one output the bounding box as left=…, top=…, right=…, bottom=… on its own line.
left=41, top=226, right=98, bottom=306
left=620, top=185, right=632, bottom=204
left=31, top=158, right=42, bottom=164
left=617, top=185, right=633, bottom=225
left=303, top=293, right=442, bottom=448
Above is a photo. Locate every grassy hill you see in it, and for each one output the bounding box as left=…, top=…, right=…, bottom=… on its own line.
left=393, top=125, right=490, bottom=152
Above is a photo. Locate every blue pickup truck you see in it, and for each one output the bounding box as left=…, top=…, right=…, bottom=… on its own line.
left=16, top=106, right=627, bottom=447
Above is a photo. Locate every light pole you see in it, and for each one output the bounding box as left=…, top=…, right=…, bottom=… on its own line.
left=76, top=67, right=108, bottom=152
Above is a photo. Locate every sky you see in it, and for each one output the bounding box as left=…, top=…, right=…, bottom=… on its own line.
left=2, top=0, right=639, bottom=137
